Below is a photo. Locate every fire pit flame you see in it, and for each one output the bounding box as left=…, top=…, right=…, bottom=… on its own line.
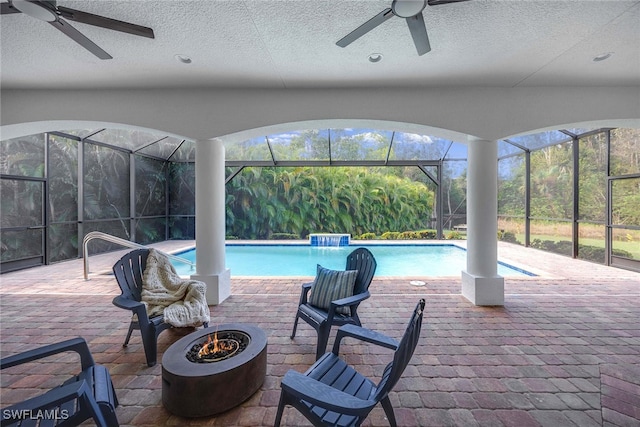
left=186, top=329, right=250, bottom=363
left=196, top=331, right=240, bottom=362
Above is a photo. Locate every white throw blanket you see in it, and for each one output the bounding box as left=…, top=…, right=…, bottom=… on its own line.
left=141, top=249, right=210, bottom=327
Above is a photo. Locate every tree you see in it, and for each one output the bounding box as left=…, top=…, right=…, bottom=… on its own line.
left=225, top=166, right=434, bottom=239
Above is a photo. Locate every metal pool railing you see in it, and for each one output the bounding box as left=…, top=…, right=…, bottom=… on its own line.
left=82, top=231, right=195, bottom=280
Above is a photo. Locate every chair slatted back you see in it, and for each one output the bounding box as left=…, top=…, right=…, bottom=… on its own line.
left=373, top=298, right=425, bottom=401
left=112, top=249, right=149, bottom=303
left=345, top=247, right=377, bottom=296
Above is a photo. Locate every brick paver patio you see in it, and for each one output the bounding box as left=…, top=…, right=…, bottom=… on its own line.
left=1, top=241, right=639, bottom=426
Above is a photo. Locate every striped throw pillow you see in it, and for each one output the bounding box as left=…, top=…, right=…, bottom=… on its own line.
left=308, top=265, right=358, bottom=315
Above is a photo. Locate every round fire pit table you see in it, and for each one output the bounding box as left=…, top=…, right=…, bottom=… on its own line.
left=162, top=323, right=267, bottom=417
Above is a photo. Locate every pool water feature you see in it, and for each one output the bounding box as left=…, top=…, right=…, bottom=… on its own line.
left=309, top=233, right=350, bottom=246
left=172, top=244, right=534, bottom=277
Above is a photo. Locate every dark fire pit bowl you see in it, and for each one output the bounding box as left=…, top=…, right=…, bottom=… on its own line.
left=162, top=323, right=267, bottom=417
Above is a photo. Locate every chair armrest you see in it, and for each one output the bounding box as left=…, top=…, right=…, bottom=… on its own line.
left=1, top=380, right=107, bottom=426
left=113, top=296, right=151, bottom=329
left=1, top=337, right=95, bottom=371
left=112, top=295, right=144, bottom=311
left=324, top=291, right=371, bottom=324
left=280, top=370, right=376, bottom=416
left=331, top=291, right=370, bottom=308
left=298, top=282, right=313, bottom=305
left=333, top=324, right=398, bottom=355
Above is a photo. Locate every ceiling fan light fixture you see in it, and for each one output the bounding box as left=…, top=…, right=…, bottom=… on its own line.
left=593, top=52, right=613, bottom=62
left=368, top=53, right=383, bottom=63
left=391, top=0, right=427, bottom=18
left=11, top=0, right=57, bottom=22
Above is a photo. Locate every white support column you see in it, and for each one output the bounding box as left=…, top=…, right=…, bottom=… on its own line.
left=191, top=138, right=230, bottom=305
left=461, top=137, right=504, bottom=306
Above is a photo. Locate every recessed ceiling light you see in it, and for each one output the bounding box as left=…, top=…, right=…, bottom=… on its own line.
left=593, top=52, right=613, bottom=62
left=174, top=54, right=192, bottom=64
left=368, top=53, right=383, bottom=63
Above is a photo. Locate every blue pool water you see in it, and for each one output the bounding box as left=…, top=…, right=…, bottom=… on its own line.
left=172, top=244, right=534, bottom=277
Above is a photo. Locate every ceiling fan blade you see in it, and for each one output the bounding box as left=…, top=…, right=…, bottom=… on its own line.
left=406, top=13, right=431, bottom=55
left=336, top=8, right=394, bottom=47
left=57, top=6, right=154, bottom=39
left=1, top=2, right=20, bottom=14
left=49, top=18, right=112, bottom=59
left=427, top=0, right=470, bottom=5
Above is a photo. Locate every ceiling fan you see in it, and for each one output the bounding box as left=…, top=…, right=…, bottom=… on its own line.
left=0, top=0, right=154, bottom=59
left=337, top=0, right=470, bottom=56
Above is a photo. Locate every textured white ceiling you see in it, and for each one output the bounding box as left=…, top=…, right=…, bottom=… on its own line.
left=1, top=0, right=639, bottom=90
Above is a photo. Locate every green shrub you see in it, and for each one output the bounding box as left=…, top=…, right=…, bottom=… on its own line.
left=416, top=230, right=437, bottom=239
left=380, top=231, right=400, bottom=240
left=530, top=239, right=572, bottom=255
left=270, top=233, right=299, bottom=240
left=226, top=166, right=435, bottom=240
left=379, top=229, right=438, bottom=240
left=579, top=245, right=633, bottom=261
left=530, top=238, right=634, bottom=263
left=445, top=231, right=463, bottom=240
left=358, top=232, right=377, bottom=240
left=398, top=231, right=418, bottom=239
left=612, top=248, right=634, bottom=258
left=497, top=230, right=519, bottom=243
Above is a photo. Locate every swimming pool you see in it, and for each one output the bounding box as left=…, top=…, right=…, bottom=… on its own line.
left=172, top=244, right=534, bottom=277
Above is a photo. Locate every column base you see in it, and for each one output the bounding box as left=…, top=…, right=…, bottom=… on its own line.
left=191, top=269, right=231, bottom=305
left=461, top=271, right=504, bottom=306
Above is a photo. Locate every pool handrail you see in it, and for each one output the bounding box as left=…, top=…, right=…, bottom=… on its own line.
left=82, top=231, right=195, bottom=280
